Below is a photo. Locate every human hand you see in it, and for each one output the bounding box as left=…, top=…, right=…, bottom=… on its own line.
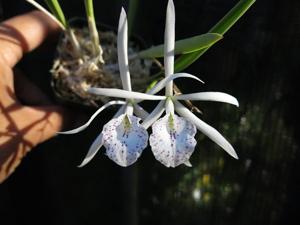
left=0, top=11, right=68, bottom=183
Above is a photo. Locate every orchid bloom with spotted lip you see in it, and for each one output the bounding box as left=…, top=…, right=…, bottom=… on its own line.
left=59, top=9, right=166, bottom=167
left=141, top=0, right=239, bottom=167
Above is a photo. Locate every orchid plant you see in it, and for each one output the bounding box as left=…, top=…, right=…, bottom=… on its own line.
left=60, top=0, right=239, bottom=168
left=25, top=0, right=255, bottom=167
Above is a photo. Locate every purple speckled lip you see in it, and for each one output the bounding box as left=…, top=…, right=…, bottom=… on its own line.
left=103, top=114, right=148, bottom=167
left=150, top=114, right=197, bottom=168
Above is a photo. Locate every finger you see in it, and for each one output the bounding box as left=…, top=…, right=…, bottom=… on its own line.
left=0, top=10, right=60, bottom=67
left=14, top=69, right=52, bottom=106
left=22, top=105, right=67, bottom=145
left=0, top=104, right=66, bottom=184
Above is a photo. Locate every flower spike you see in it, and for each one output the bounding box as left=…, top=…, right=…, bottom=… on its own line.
left=64, top=0, right=240, bottom=168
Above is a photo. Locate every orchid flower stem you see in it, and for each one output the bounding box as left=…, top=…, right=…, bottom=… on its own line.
left=84, top=0, right=103, bottom=59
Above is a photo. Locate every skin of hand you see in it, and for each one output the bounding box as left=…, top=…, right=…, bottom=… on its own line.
left=0, top=11, right=69, bottom=183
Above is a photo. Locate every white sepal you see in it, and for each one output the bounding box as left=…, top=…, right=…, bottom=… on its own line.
left=133, top=104, right=149, bottom=120
left=174, top=100, right=238, bottom=159
left=78, top=133, right=104, bottom=168
left=118, top=8, right=131, bottom=91
left=164, top=0, right=175, bottom=95
left=77, top=105, right=126, bottom=167
left=174, top=92, right=239, bottom=106
left=147, top=73, right=204, bottom=95
left=88, top=88, right=166, bottom=100
left=114, top=104, right=127, bottom=117
left=58, top=100, right=125, bottom=135
left=149, top=113, right=197, bottom=167
left=102, top=114, right=148, bottom=167
left=142, top=100, right=165, bottom=129
left=164, top=0, right=175, bottom=76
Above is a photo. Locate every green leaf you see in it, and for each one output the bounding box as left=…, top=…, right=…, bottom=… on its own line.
left=44, top=0, right=67, bottom=27
left=84, top=0, right=95, bottom=20
left=138, top=33, right=222, bottom=58
left=146, top=79, right=160, bottom=92
left=174, top=0, right=256, bottom=72
left=128, top=0, right=139, bottom=37
left=84, top=0, right=100, bottom=55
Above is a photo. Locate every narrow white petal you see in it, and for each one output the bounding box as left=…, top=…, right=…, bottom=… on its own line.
left=25, top=0, right=65, bottom=30
left=78, top=106, right=126, bottom=167
left=88, top=87, right=166, bottom=100
left=164, top=0, right=175, bottom=95
left=174, top=100, right=238, bottom=159
left=114, top=105, right=126, bottom=117
left=58, top=100, right=125, bottom=134
left=102, top=114, right=148, bottom=167
left=78, top=133, right=103, bottom=167
left=147, top=73, right=204, bottom=95
left=142, top=101, right=165, bottom=129
left=118, top=8, right=131, bottom=91
left=149, top=113, right=197, bottom=167
left=174, top=92, right=239, bottom=106
left=133, top=104, right=149, bottom=120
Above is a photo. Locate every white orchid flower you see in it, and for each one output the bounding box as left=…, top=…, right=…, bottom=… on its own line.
left=59, top=9, right=164, bottom=167
left=143, top=0, right=239, bottom=168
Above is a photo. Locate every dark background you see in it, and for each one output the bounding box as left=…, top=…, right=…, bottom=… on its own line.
left=0, top=0, right=299, bottom=225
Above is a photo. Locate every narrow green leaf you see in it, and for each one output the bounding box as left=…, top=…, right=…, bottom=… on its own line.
left=84, top=0, right=100, bottom=56
left=45, top=0, right=67, bottom=27
left=138, top=33, right=222, bottom=58
left=146, top=79, right=160, bottom=92
left=128, top=0, right=139, bottom=37
left=174, top=0, right=256, bottom=72
left=84, top=0, right=95, bottom=20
